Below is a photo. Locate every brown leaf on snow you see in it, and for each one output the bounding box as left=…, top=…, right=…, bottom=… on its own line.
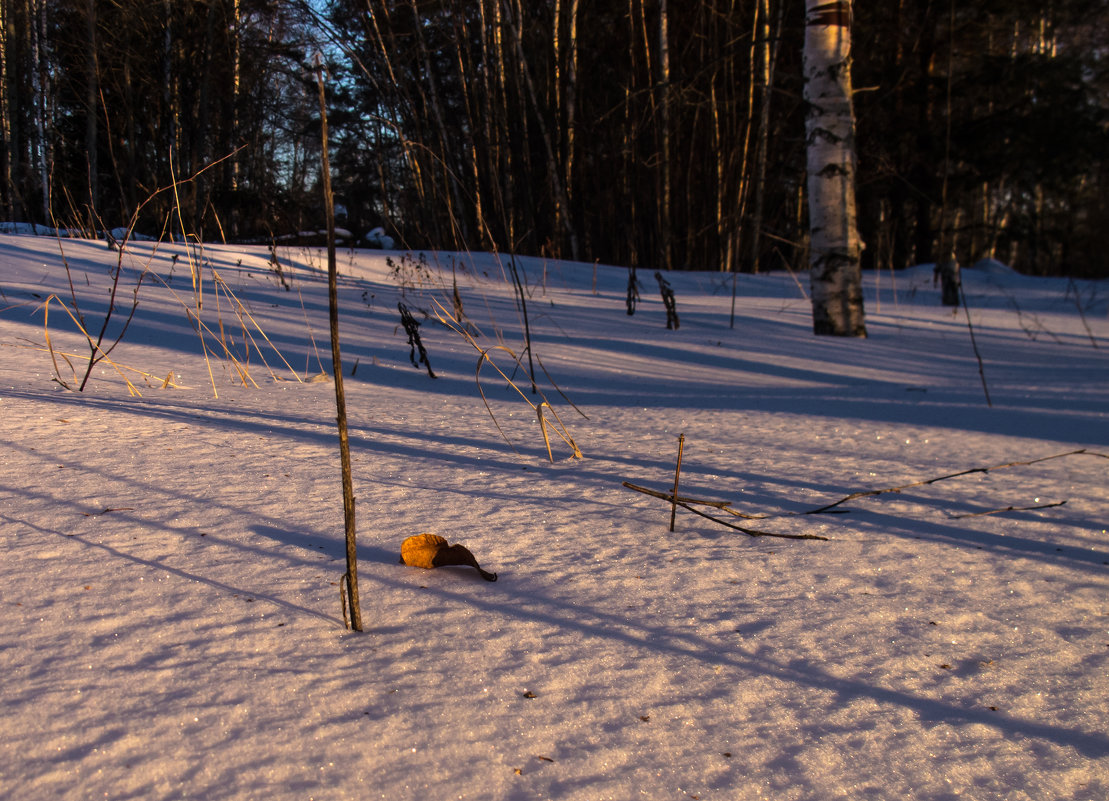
left=399, top=533, right=498, bottom=581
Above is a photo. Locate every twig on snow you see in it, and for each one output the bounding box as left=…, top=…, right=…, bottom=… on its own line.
left=802, top=449, right=1096, bottom=515
left=623, top=447, right=1104, bottom=539
left=622, top=481, right=828, bottom=540
left=947, top=500, right=1067, bottom=519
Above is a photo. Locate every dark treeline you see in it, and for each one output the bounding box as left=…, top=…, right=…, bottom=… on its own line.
left=2, top=1, right=1106, bottom=276
left=0, top=0, right=321, bottom=241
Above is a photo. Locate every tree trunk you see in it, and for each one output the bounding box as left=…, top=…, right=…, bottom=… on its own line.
left=504, top=0, right=578, bottom=261
left=803, top=0, right=866, bottom=337
left=657, top=0, right=671, bottom=270
left=0, top=0, right=11, bottom=220
left=31, top=0, right=50, bottom=223
left=747, top=0, right=772, bottom=274
left=84, top=0, right=98, bottom=221
left=563, top=0, right=579, bottom=248
left=408, top=0, right=467, bottom=247
left=162, top=0, right=177, bottom=204
left=230, top=0, right=241, bottom=237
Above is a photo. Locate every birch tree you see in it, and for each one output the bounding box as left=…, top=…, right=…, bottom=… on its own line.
left=803, top=0, right=866, bottom=337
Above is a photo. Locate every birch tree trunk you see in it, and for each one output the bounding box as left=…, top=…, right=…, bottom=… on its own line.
left=803, top=0, right=866, bottom=337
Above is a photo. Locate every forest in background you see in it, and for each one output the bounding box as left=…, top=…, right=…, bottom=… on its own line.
left=1, top=0, right=1106, bottom=277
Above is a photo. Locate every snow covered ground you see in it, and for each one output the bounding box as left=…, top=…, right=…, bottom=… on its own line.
left=1, top=233, right=1106, bottom=800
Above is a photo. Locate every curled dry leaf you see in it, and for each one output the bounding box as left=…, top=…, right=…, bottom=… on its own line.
left=399, top=533, right=498, bottom=582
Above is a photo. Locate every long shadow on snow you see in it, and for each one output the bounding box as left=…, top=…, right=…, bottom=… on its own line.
left=0, top=236, right=380, bottom=358
left=7, top=511, right=346, bottom=627
left=6, top=289, right=1105, bottom=446
left=0, top=387, right=675, bottom=500
left=0, top=389, right=1006, bottom=543
left=848, top=507, right=1109, bottom=573
left=12, top=468, right=1105, bottom=760
left=354, top=564, right=1109, bottom=759
left=9, top=413, right=1106, bottom=758
left=6, top=388, right=1107, bottom=577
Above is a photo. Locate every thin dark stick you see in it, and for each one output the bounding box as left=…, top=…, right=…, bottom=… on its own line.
left=625, top=449, right=1103, bottom=524
left=804, top=449, right=1089, bottom=515
left=948, top=501, right=1067, bottom=519
left=959, top=281, right=992, bottom=407
left=623, top=481, right=827, bottom=540
left=623, top=481, right=735, bottom=509
left=669, top=434, right=685, bottom=532
left=675, top=500, right=829, bottom=541
left=318, top=61, right=362, bottom=632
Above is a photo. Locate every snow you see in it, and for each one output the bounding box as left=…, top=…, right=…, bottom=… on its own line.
left=1, top=233, right=1107, bottom=800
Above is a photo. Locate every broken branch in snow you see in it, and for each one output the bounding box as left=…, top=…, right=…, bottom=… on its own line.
left=621, top=481, right=735, bottom=510
left=80, top=507, right=135, bottom=517
left=801, top=449, right=1099, bottom=515
left=673, top=498, right=830, bottom=540
left=622, top=481, right=829, bottom=541
left=624, top=446, right=1105, bottom=540
left=947, top=500, right=1068, bottom=519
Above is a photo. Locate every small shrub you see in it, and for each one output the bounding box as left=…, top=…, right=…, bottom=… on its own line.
left=655, top=271, right=680, bottom=329
left=398, top=301, right=436, bottom=378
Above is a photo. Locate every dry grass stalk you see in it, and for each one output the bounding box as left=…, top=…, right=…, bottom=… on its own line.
left=433, top=299, right=582, bottom=462
left=147, top=265, right=306, bottom=397
left=34, top=149, right=248, bottom=396
left=211, top=269, right=304, bottom=378
left=38, top=307, right=190, bottom=394
left=42, top=294, right=143, bottom=396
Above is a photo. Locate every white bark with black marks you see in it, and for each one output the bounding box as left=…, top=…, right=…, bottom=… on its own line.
left=803, top=0, right=867, bottom=337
